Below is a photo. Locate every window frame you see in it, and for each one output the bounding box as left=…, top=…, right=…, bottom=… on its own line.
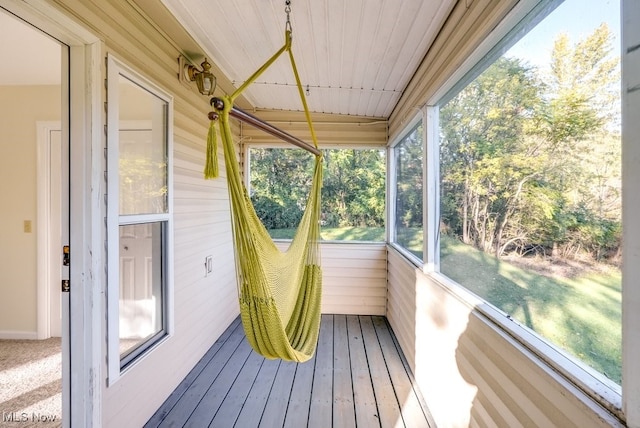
left=404, top=0, right=627, bottom=419
left=621, top=0, right=640, bottom=422
left=388, top=113, right=425, bottom=266
left=106, top=54, right=174, bottom=384
left=244, top=143, right=387, bottom=243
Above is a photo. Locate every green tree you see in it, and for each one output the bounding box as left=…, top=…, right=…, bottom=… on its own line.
left=545, top=24, right=621, bottom=259
left=395, top=123, right=423, bottom=230
left=249, top=147, right=385, bottom=233
left=322, top=149, right=385, bottom=227
left=250, top=148, right=313, bottom=229
left=440, top=24, right=620, bottom=261
left=440, top=57, right=545, bottom=255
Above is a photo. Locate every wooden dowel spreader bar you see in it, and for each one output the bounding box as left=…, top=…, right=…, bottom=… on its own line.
left=211, top=97, right=321, bottom=156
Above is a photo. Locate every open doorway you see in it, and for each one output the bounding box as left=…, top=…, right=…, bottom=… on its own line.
left=0, top=8, right=65, bottom=425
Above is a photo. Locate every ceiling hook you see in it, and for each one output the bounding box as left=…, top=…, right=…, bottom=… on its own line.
left=285, top=0, right=292, bottom=33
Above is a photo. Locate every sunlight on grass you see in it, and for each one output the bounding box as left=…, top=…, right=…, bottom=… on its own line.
left=268, top=226, right=385, bottom=241
left=440, top=235, right=622, bottom=384
left=395, top=227, right=423, bottom=259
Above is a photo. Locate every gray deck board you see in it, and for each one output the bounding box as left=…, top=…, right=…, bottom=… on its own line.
left=282, top=349, right=315, bottom=428
left=144, top=317, right=241, bottom=426
left=332, top=315, right=355, bottom=428
left=259, top=361, right=296, bottom=427
left=147, top=315, right=433, bottom=428
left=360, top=315, right=403, bottom=427
left=209, top=345, right=265, bottom=427
left=151, top=319, right=245, bottom=427
left=347, top=315, right=380, bottom=427
left=184, top=339, right=253, bottom=427
left=233, top=358, right=280, bottom=427
left=308, top=316, right=334, bottom=428
left=373, top=316, right=431, bottom=428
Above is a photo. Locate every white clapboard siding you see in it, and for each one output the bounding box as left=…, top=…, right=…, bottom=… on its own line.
left=241, top=109, right=388, bottom=148
left=43, top=1, right=242, bottom=426
left=275, top=241, right=388, bottom=315
left=386, top=247, right=622, bottom=428
left=386, top=248, right=419, bottom=370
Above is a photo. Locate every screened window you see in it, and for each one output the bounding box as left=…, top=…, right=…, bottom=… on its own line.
left=107, top=55, right=173, bottom=380
left=248, top=147, right=385, bottom=241
left=391, top=121, right=424, bottom=261
left=437, top=0, right=621, bottom=387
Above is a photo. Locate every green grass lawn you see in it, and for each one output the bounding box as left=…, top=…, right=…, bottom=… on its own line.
left=439, top=235, right=622, bottom=384
left=268, top=226, right=385, bottom=241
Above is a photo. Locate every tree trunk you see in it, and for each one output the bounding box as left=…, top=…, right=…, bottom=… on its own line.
left=462, top=181, right=470, bottom=244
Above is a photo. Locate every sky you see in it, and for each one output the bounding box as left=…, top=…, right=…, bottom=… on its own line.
left=505, top=0, right=620, bottom=71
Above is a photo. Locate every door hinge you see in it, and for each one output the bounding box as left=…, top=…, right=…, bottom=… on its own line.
left=61, top=280, right=70, bottom=293
left=63, top=245, right=70, bottom=266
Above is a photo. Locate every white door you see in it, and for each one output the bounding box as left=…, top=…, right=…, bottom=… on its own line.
left=51, top=129, right=63, bottom=338
left=119, top=223, right=155, bottom=340
left=38, top=125, right=63, bottom=338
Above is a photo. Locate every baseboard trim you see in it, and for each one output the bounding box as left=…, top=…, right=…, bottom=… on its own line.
left=0, top=330, right=39, bottom=340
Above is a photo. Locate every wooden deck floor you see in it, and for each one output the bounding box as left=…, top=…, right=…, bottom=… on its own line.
left=146, top=315, right=434, bottom=428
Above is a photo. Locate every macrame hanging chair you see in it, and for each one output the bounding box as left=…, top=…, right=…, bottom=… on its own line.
left=204, top=4, right=323, bottom=363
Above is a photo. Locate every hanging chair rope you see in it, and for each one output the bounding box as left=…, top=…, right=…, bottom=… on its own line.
left=204, top=6, right=324, bottom=362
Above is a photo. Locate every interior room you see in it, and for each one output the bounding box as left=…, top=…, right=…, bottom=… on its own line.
left=0, top=8, right=63, bottom=424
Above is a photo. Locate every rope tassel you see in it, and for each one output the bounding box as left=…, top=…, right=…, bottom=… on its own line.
left=204, top=112, right=219, bottom=179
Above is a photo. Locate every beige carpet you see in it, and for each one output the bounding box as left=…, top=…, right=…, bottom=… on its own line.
left=0, top=338, right=62, bottom=427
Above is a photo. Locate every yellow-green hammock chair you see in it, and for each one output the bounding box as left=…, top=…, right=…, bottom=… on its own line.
left=205, top=27, right=323, bottom=363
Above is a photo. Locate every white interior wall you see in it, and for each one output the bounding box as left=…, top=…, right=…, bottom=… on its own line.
left=0, top=85, right=60, bottom=337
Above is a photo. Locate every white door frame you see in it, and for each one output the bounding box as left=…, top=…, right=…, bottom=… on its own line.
left=622, top=1, right=640, bottom=425
left=0, top=1, right=103, bottom=426
left=36, top=121, right=62, bottom=339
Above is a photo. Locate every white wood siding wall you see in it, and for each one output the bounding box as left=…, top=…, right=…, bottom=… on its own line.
left=46, top=1, right=243, bottom=426
left=387, top=248, right=622, bottom=428
left=276, top=242, right=387, bottom=316
left=241, top=109, right=388, bottom=148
